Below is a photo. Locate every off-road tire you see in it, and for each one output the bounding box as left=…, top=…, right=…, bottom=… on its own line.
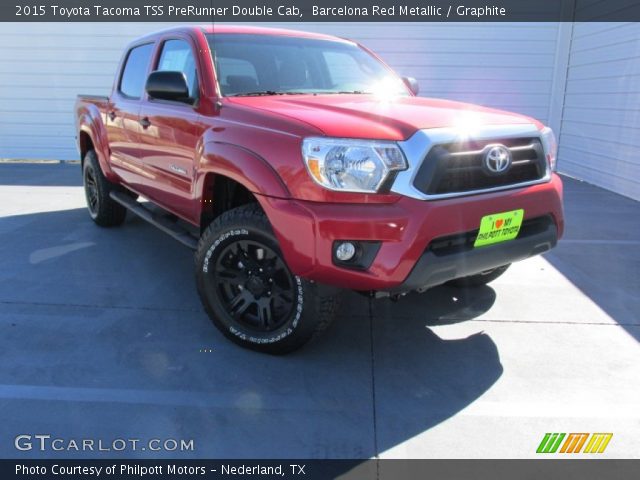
left=195, top=204, right=339, bottom=354
left=82, top=150, right=127, bottom=227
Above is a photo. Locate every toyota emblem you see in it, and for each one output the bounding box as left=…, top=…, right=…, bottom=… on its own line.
left=483, top=144, right=512, bottom=174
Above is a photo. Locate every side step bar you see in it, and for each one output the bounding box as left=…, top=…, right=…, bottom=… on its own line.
left=109, top=191, right=198, bottom=250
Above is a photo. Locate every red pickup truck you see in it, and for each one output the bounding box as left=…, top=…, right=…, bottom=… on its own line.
left=75, top=25, right=564, bottom=353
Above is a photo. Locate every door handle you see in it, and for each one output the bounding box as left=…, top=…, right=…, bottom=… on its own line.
left=108, top=111, right=116, bottom=121
left=139, top=117, right=151, bottom=129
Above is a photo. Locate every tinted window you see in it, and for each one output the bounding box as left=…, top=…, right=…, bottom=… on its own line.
left=120, top=43, right=154, bottom=98
left=322, top=51, right=379, bottom=88
left=215, top=57, right=259, bottom=95
left=207, top=34, right=408, bottom=97
left=157, top=39, right=198, bottom=98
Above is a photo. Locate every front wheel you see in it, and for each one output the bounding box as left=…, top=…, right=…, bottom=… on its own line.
left=195, top=204, right=339, bottom=354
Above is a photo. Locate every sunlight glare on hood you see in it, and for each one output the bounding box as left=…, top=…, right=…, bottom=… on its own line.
left=370, top=76, right=407, bottom=101
left=451, top=112, right=484, bottom=140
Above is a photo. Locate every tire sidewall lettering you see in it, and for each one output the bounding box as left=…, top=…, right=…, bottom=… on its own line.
left=201, top=228, right=304, bottom=344
left=202, top=228, right=248, bottom=274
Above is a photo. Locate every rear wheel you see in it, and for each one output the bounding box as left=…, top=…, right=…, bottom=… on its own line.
left=82, top=150, right=127, bottom=227
left=195, top=204, right=339, bottom=354
left=449, top=264, right=510, bottom=287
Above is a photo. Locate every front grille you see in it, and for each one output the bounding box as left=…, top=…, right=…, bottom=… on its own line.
left=428, top=215, right=553, bottom=257
left=413, top=137, right=546, bottom=196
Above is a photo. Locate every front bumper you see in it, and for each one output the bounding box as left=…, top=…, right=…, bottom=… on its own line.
left=395, top=215, right=557, bottom=293
left=258, top=174, right=564, bottom=292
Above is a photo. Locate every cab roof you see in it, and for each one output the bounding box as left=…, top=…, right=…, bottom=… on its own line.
left=133, top=24, right=352, bottom=45
left=200, top=24, right=345, bottom=41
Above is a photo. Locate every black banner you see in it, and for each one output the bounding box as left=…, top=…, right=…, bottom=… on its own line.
left=3, top=0, right=640, bottom=22
left=4, top=459, right=640, bottom=480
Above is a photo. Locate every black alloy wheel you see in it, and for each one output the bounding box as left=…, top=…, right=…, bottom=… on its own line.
left=82, top=150, right=127, bottom=227
left=213, top=239, right=296, bottom=332
left=195, top=204, right=339, bottom=354
left=84, top=163, right=99, bottom=217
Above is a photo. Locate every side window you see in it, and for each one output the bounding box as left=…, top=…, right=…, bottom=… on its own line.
left=119, top=43, right=154, bottom=99
left=157, top=39, right=198, bottom=99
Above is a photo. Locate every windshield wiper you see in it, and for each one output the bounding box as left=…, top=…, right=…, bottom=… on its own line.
left=229, top=91, right=310, bottom=97
left=229, top=91, right=280, bottom=97
left=315, top=90, right=370, bottom=95
left=229, top=90, right=372, bottom=97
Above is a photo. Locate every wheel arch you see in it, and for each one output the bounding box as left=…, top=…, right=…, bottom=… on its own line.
left=78, top=130, right=94, bottom=165
left=196, top=141, right=291, bottom=230
left=76, top=100, right=115, bottom=180
left=78, top=127, right=116, bottom=181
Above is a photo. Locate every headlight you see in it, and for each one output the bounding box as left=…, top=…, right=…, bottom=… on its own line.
left=301, top=137, right=407, bottom=193
left=540, top=126, right=558, bottom=172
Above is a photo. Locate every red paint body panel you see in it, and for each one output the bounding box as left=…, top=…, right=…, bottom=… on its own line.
left=259, top=175, right=564, bottom=290
left=227, top=95, right=544, bottom=141
left=75, top=25, right=565, bottom=291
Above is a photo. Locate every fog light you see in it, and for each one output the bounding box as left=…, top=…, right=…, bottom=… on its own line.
left=335, top=242, right=356, bottom=261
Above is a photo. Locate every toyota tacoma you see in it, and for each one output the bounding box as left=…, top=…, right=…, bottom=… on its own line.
left=75, top=25, right=564, bottom=353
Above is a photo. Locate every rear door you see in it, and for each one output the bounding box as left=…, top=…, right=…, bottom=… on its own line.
left=138, top=37, right=202, bottom=221
left=106, top=42, right=154, bottom=193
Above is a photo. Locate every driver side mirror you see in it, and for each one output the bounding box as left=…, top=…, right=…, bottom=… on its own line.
left=145, top=71, right=193, bottom=104
left=402, top=76, right=419, bottom=96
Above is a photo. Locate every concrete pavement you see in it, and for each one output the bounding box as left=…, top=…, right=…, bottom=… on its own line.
left=0, top=163, right=638, bottom=460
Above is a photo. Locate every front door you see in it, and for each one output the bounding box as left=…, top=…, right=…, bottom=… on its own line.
left=138, top=38, right=202, bottom=221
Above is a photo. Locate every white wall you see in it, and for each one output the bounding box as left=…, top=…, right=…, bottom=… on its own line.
left=1, top=21, right=638, bottom=200
left=0, top=22, right=560, bottom=160
left=0, top=22, right=197, bottom=160
left=261, top=22, right=560, bottom=125
left=558, top=22, right=640, bottom=201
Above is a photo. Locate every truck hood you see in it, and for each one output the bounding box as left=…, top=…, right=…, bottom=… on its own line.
left=227, top=94, right=542, bottom=141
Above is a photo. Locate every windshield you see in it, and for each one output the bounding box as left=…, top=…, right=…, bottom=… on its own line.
left=206, top=34, right=409, bottom=97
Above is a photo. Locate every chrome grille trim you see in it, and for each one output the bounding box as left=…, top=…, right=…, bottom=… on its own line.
left=392, top=124, right=551, bottom=201
left=447, top=143, right=536, bottom=157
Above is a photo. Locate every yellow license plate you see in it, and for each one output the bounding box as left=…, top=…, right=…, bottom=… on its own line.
left=474, top=209, right=524, bottom=247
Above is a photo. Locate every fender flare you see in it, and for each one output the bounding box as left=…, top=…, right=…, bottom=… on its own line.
left=77, top=107, right=115, bottom=180
left=196, top=141, right=319, bottom=276
left=196, top=140, right=290, bottom=199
